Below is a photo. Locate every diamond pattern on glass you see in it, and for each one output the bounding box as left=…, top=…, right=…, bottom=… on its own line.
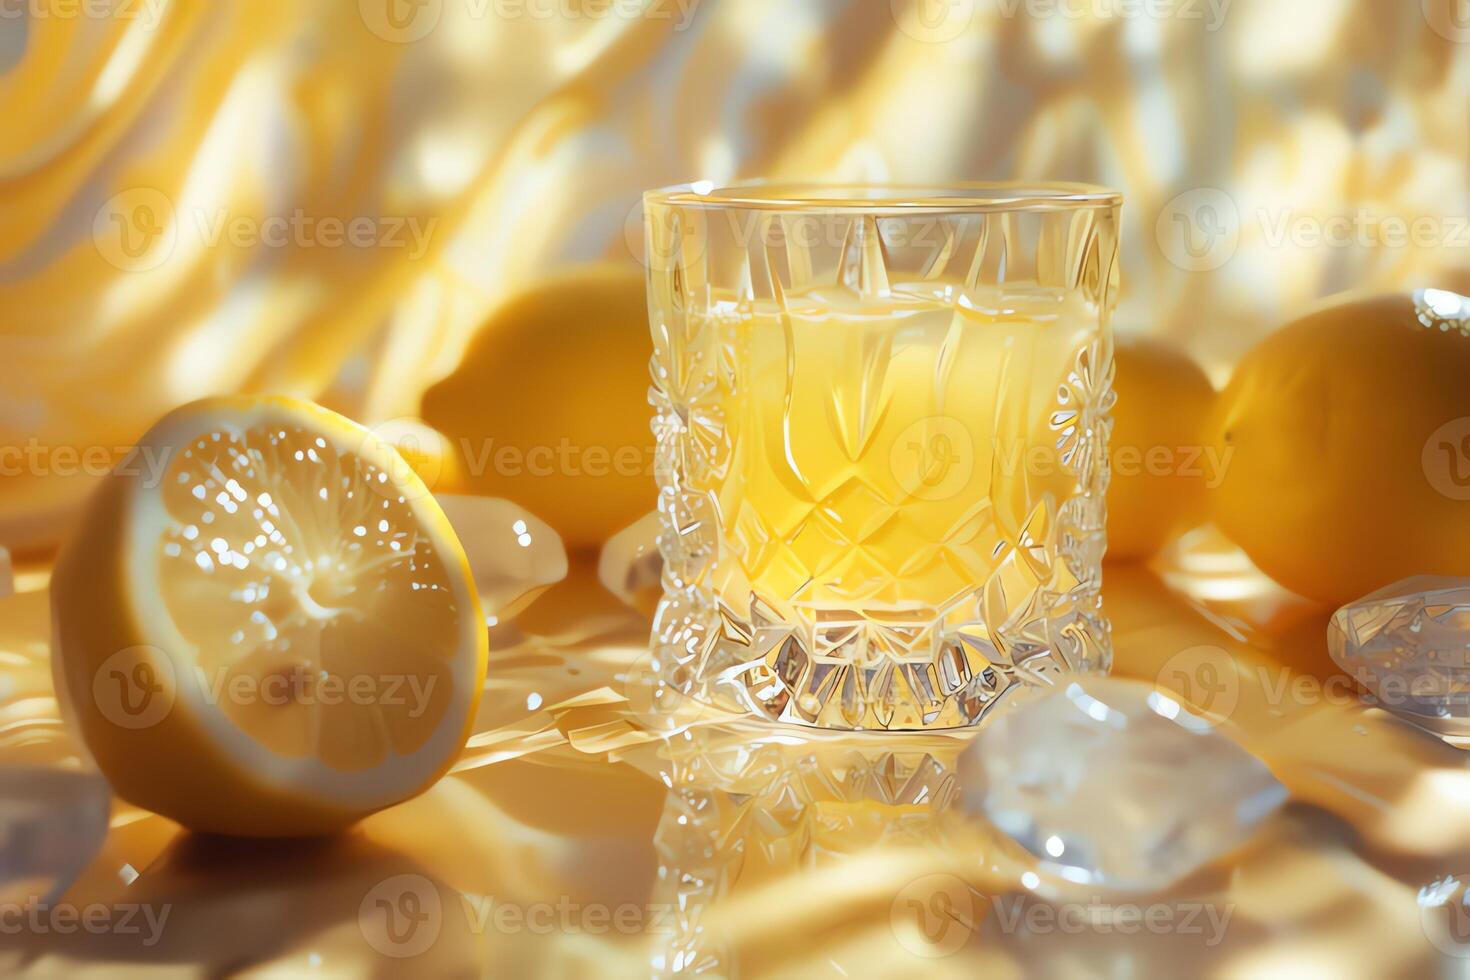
left=647, top=199, right=1119, bottom=729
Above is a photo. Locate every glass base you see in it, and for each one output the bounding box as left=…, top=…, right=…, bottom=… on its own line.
left=652, top=589, right=1111, bottom=731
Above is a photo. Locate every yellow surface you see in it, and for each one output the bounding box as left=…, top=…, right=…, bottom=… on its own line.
left=49, top=396, right=487, bottom=836
left=6, top=542, right=1468, bottom=976
left=1208, top=292, right=1470, bottom=605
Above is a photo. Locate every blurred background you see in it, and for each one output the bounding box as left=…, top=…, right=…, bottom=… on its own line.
left=2, top=0, right=1468, bottom=558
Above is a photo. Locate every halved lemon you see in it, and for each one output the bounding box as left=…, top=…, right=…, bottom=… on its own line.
left=51, top=396, right=487, bottom=836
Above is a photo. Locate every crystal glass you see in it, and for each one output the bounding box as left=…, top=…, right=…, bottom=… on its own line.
left=644, top=182, right=1121, bottom=730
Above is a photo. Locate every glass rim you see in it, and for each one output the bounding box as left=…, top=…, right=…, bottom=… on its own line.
left=644, top=180, right=1122, bottom=214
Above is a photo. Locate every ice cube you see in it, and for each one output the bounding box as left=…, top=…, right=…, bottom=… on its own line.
left=598, top=511, right=662, bottom=618
left=1327, top=576, right=1470, bottom=743
left=958, top=676, right=1287, bottom=892
left=0, top=767, right=111, bottom=905
left=434, top=495, right=567, bottom=625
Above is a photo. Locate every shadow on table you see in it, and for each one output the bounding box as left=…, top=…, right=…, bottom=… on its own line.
left=6, top=832, right=483, bottom=977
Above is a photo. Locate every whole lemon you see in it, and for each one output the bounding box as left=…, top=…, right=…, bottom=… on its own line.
left=1207, top=291, right=1470, bottom=606
left=422, top=264, right=655, bottom=552
left=1106, top=336, right=1217, bottom=561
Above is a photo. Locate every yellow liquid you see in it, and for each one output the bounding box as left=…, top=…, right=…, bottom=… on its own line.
left=654, top=280, right=1113, bottom=727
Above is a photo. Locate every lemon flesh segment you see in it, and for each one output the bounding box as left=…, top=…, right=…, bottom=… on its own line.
left=56, top=397, right=487, bottom=835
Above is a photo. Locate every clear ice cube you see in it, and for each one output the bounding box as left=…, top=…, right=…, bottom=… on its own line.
left=958, top=676, right=1287, bottom=892
left=0, top=767, right=111, bottom=905
left=1327, top=576, right=1470, bottom=742
left=434, top=495, right=567, bottom=625
left=597, top=511, right=662, bottom=618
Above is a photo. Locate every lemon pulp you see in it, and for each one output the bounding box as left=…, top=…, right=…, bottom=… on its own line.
left=152, top=422, right=462, bottom=770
